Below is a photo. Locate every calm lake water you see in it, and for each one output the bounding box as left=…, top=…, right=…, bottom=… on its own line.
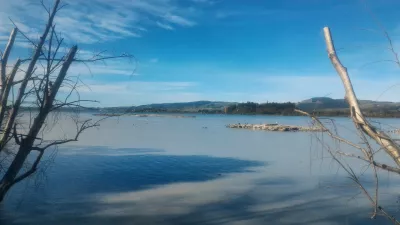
left=1, top=114, right=400, bottom=224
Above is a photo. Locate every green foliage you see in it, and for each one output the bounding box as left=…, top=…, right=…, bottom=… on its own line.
left=225, top=102, right=296, bottom=115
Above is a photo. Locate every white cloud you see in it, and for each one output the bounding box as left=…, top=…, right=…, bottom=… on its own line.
left=192, top=0, right=212, bottom=3
left=156, top=21, right=174, bottom=30
left=164, top=14, right=196, bottom=27
left=0, top=35, right=10, bottom=41
left=0, top=0, right=199, bottom=44
left=57, top=80, right=200, bottom=106
left=69, top=63, right=137, bottom=77
left=77, top=81, right=197, bottom=93
left=191, top=0, right=219, bottom=5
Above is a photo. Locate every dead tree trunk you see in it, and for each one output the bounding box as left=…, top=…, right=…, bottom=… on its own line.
left=0, top=146, right=30, bottom=201
left=0, top=0, right=61, bottom=151
left=323, top=27, right=400, bottom=167
left=0, top=28, right=17, bottom=90
left=295, top=27, right=400, bottom=224
left=0, top=46, right=77, bottom=202
left=0, top=0, right=133, bottom=203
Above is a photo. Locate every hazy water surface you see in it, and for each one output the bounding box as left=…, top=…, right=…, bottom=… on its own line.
left=1, top=114, right=400, bottom=224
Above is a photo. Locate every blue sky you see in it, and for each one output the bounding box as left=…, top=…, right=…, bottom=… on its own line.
left=1, top=0, right=400, bottom=106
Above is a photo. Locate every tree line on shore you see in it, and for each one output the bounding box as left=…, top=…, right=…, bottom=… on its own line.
left=125, top=101, right=400, bottom=118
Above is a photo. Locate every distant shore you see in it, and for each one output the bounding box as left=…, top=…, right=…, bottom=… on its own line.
left=93, top=113, right=197, bottom=118
left=20, top=98, right=400, bottom=118
left=92, top=111, right=400, bottom=119
left=226, top=123, right=328, bottom=132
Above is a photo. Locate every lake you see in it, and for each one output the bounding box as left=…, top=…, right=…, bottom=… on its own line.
left=1, top=113, right=400, bottom=224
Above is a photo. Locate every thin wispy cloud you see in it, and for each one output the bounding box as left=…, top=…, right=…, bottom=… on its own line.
left=164, top=14, right=196, bottom=27
left=57, top=81, right=200, bottom=106
left=156, top=21, right=175, bottom=30
left=0, top=0, right=199, bottom=44
left=1, top=0, right=399, bottom=107
left=191, top=0, right=219, bottom=5
left=69, top=63, right=137, bottom=77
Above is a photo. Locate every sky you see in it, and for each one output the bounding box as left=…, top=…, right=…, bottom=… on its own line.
left=1, top=0, right=400, bottom=107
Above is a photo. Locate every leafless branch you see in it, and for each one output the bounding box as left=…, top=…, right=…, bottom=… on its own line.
left=305, top=111, right=399, bottom=223
left=323, top=27, right=400, bottom=167
left=296, top=109, right=400, bottom=175
left=51, top=100, right=99, bottom=111
left=11, top=149, right=44, bottom=185
left=0, top=59, right=21, bottom=127
left=361, top=0, right=400, bottom=67
left=12, top=124, right=20, bottom=145
left=8, top=18, right=38, bottom=49
left=32, top=118, right=100, bottom=152
left=0, top=0, right=134, bottom=202
left=40, top=0, right=50, bottom=16
left=0, top=28, right=17, bottom=88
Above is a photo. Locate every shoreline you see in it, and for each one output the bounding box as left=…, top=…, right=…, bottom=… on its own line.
left=226, top=123, right=328, bottom=132
left=92, top=112, right=400, bottom=119
left=93, top=113, right=197, bottom=118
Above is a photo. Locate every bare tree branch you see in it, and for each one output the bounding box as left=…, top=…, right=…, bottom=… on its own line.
left=8, top=18, right=38, bottom=50
left=0, top=0, right=134, bottom=203
left=12, top=124, right=20, bottom=145
left=296, top=109, right=400, bottom=175
left=361, top=0, right=400, bottom=68
left=0, top=59, right=21, bottom=127
left=51, top=100, right=99, bottom=111
left=0, top=0, right=61, bottom=151
left=305, top=112, right=399, bottom=223
left=32, top=119, right=99, bottom=152
left=0, top=28, right=17, bottom=88
left=11, top=149, right=44, bottom=185
left=40, top=0, right=50, bottom=16
left=323, top=27, right=400, bottom=167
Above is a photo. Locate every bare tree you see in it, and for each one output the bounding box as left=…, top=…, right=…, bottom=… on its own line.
left=0, top=0, right=133, bottom=202
left=296, top=26, right=400, bottom=224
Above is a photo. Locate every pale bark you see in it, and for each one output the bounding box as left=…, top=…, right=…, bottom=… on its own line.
left=323, top=27, right=400, bottom=167
left=0, top=0, right=132, bottom=203
left=0, top=60, right=21, bottom=127
left=0, top=46, right=77, bottom=202
left=0, top=28, right=17, bottom=88
left=0, top=0, right=61, bottom=151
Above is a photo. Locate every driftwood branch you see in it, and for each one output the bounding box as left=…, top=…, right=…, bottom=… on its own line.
left=0, top=28, right=17, bottom=88
left=0, top=59, right=21, bottom=127
left=297, top=109, right=400, bottom=223
left=295, top=109, right=400, bottom=175
left=323, top=27, right=400, bottom=167
left=293, top=26, right=400, bottom=224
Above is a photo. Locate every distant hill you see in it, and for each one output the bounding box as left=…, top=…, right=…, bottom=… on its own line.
left=66, top=98, right=400, bottom=117
left=297, top=97, right=400, bottom=117
left=297, top=97, right=400, bottom=111
left=103, top=101, right=236, bottom=113
left=297, top=97, right=348, bottom=111
left=224, top=102, right=296, bottom=115
left=134, top=101, right=234, bottom=110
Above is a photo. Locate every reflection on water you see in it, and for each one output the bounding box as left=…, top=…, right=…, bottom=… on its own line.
left=1, top=114, right=400, bottom=224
